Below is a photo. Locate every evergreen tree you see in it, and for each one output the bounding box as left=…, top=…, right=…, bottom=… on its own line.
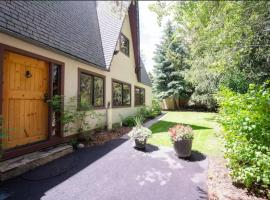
left=152, top=21, right=192, bottom=109
left=148, top=72, right=154, bottom=85
left=150, top=1, right=270, bottom=110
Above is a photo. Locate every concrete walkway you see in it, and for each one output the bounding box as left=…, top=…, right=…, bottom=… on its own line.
left=0, top=136, right=208, bottom=200
left=143, top=113, right=166, bottom=128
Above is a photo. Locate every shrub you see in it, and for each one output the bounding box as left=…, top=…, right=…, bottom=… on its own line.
left=122, top=101, right=162, bottom=128
left=122, top=116, right=136, bottom=127
left=151, top=99, right=162, bottom=116
left=217, top=82, right=270, bottom=191
left=136, top=106, right=151, bottom=121
left=136, top=101, right=162, bottom=121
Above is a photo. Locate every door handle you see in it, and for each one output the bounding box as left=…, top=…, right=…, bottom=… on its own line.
left=44, top=93, right=50, bottom=102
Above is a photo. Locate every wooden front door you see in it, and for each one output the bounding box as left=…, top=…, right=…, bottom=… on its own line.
left=2, top=51, right=49, bottom=149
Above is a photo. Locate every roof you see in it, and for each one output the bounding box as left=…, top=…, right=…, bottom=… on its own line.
left=0, top=1, right=105, bottom=67
left=96, top=1, right=130, bottom=68
left=140, top=59, right=152, bottom=87
left=0, top=1, right=151, bottom=86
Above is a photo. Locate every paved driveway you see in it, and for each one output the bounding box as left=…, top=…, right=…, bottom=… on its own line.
left=0, top=136, right=208, bottom=200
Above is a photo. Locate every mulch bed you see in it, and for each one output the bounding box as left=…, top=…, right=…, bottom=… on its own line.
left=208, top=156, right=267, bottom=200
left=87, top=127, right=131, bottom=146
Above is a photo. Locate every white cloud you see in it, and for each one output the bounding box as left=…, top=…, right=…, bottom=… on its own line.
left=139, top=1, right=162, bottom=73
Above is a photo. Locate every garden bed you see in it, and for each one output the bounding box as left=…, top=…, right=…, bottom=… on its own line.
left=208, top=156, right=267, bottom=200
left=87, top=127, right=131, bottom=146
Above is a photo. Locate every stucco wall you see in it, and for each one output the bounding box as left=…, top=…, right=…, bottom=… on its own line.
left=0, top=14, right=152, bottom=136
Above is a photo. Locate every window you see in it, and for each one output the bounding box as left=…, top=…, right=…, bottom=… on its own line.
left=93, top=76, right=104, bottom=107
left=52, top=64, right=61, bottom=96
left=112, top=80, right=131, bottom=107
left=79, top=70, right=105, bottom=109
left=51, top=63, right=62, bottom=136
left=135, top=86, right=145, bottom=106
left=120, top=33, right=129, bottom=56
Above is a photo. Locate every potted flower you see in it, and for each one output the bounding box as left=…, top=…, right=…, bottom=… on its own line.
left=128, top=116, right=152, bottom=149
left=168, top=124, right=194, bottom=158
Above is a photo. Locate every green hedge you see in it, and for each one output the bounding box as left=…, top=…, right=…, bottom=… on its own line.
left=217, top=82, right=270, bottom=192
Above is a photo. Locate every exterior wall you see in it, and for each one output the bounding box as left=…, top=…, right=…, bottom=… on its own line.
left=108, top=14, right=152, bottom=124
left=0, top=15, right=152, bottom=137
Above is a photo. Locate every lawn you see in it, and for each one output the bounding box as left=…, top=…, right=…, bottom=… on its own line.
left=148, top=111, right=223, bottom=156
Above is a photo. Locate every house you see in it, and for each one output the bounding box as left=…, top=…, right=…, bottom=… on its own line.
left=0, top=1, right=152, bottom=160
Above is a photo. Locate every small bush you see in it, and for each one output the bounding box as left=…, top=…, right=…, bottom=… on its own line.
left=122, top=116, right=136, bottom=127
left=122, top=101, right=162, bottom=128
left=136, top=101, right=162, bottom=121
left=136, top=106, right=151, bottom=121
left=151, top=99, right=162, bottom=116
left=217, top=82, right=270, bottom=191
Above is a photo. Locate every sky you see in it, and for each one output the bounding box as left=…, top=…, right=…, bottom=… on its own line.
left=139, top=1, right=162, bottom=73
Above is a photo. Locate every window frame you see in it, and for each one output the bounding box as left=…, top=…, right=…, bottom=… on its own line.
left=78, top=68, right=105, bottom=110
left=119, top=33, right=130, bottom=57
left=134, top=86, right=146, bottom=106
left=112, top=79, right=131, bottom=108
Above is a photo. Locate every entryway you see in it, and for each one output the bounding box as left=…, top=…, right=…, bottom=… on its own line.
left=2, top=52, right=49, bottom=149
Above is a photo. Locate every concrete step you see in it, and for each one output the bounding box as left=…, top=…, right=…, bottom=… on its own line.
left=0, top=144, right=73, bottom=181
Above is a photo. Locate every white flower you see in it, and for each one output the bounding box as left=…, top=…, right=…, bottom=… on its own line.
left=128, top=126, right=152, bottom=142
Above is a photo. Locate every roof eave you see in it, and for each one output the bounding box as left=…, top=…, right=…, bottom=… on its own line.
left=0, top=28, right=109, bottom=71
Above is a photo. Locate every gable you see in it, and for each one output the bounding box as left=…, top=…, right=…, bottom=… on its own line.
left=96, top=1, right=130, bottom=68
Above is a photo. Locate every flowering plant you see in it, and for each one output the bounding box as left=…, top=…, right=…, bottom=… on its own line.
left=168, top=124, right=193, bottom=142
left=128, top=126, right=152, bottom=142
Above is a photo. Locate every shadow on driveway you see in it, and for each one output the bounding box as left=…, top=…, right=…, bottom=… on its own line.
left=0, top=136, right=129, bottom=200
left=181, top=150, right=206, bottom=162
left=0, top=136, right=208, bottom=200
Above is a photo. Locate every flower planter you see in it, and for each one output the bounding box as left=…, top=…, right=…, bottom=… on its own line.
left=134, top=139, right=147, bottom=149
left=173, top=139, right=193, bottom=158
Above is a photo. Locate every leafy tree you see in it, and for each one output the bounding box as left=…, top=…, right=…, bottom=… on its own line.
left=150, top=1, right=270, bottom=109
left=152, top=21, right=192, bottom=109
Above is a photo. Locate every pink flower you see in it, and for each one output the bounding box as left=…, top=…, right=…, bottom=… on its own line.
left=168, top=124, right=193, bottom=141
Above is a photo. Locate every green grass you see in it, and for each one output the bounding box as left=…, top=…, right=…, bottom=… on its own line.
left=148, top=111, right=223, bottom=156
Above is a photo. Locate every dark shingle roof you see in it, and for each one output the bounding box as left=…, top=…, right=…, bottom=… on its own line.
left=0, top=1, right=152, bottom=87
left=96, top=2, right=130, bottom=68
left=0, top=1, right=105, bottom=67
left=140, top=59, right=152, bottom=87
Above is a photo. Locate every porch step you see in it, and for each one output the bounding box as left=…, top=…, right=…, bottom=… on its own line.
left=0, top=144, right=73, bottom=181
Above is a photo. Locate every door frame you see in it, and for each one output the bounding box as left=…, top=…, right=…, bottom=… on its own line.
left=0, top=43, right=65, bottom=160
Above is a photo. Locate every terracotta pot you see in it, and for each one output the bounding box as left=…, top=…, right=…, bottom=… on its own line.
left=173, top=139, right=193, bottom=158
left=134, top=139, right=146, bottom=149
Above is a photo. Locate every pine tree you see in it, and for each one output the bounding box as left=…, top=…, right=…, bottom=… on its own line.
left=152, top=21, right=192, bottom=109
